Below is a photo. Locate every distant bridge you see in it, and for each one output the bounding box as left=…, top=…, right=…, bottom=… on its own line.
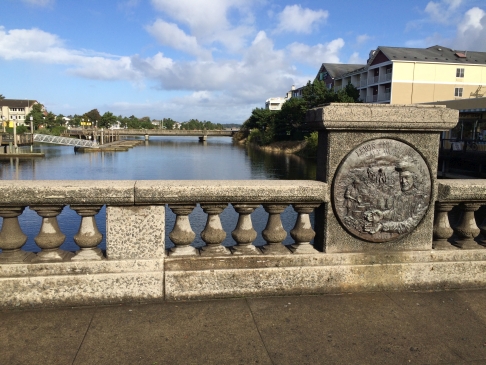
left=116, top=129, right=237, bottom=137
left=67, top=128, right=237, bottom=140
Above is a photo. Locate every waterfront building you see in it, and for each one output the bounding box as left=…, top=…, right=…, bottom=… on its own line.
left=0, top=99, right=40, bottom=126
left=265, top=97, right=288, bottom=111
left=322, top=45, right=486, bottom=104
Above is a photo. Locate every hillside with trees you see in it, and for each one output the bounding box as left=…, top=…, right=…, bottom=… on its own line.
left=241, top=80, right=360, bottom=146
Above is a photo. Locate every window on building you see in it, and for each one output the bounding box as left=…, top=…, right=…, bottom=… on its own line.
left=455, top=87, right=463, bottom=97
left=456, top=68, right=465, bottom=78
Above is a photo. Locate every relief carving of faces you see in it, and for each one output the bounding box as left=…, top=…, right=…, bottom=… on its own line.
left=333, top=139, right=431, bottom=243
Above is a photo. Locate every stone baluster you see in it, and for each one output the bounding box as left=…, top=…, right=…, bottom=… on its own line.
left=30, top=205, right=73, bottom=262
left=0, top=207, right=35, bottom=263
left=168, top=204, right=197, bottom=256
left=478, top=216, right=486, bottom=247
left=71, top=205, right=104, bottom=261
left=200, top=204, right=231, bottom=256
left=231, top=204, right=261, bottom=255
left=432, top=202, right=457, bottom=250
left=262, top=204, right=291, bottom=255
left=453, top=202, right=484, bottom=249
left=290, top=203, right=320, bottom=254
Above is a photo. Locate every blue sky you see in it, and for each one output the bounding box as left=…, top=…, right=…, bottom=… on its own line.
left=1, top=0, right=486, bottom=124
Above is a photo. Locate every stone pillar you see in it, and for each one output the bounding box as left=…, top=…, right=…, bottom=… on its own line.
left=71, top=205, right=104, bottom=261
left=262, top=204, right=291, bottom=255
left=432, top=202, right=456, bottom=250
left=231, top=204, right=260, bottom=255
left=305, top=104, right=458, bottom=253
left=290, top=203, right=320, bottom=254
left=453, top=202, right=483, bottom=249
left=168, top=204, right=197, bottom=256
left=200, top=203, right=231, bottom=256
left=30, top=205, right=73, bottom=262
left=0, top=206, right=34, bottom=263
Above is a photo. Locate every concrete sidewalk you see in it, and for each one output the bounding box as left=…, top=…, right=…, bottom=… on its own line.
left=1, top=289, right=486, bottom=365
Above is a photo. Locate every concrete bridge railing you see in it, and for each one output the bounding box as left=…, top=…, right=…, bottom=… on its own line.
left=0, top=179, right=486, bottom=308
left=2, top=104, right=486, bottom=308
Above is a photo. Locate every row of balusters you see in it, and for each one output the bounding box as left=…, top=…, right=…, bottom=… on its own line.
left=168, top=203, right=320, bottom=256
left=0, top=205, right=104, bottom=263
left=0, top=203, right=320, bottom=263
left=1, top=201, right=485, bottom=264
left=433, top=202, right=486, bottom=249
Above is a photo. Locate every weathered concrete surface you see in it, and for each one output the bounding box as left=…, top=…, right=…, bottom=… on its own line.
left=2, top=290, right=486, bottom=364
left=306, top=103, right=459, bottom=131
left=106, top=205, right=165, bottom=260
left=135, top=180, right=327, bottom=204
left=438, top=179, right=486, bottom=201
left=0, top=180, right=135, bottom=206
left=165, top=250, right=486, bottom=300
left=0, top=260, right=163, bottom=307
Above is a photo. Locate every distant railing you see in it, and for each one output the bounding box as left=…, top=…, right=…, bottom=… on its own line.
left=379, top=73, right=392, bottom=83
left=365, top=95, right=379, bottom=102
left=33, top=133, right=99, bottom=147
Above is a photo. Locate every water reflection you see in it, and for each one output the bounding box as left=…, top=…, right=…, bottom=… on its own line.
left=1, top=137, right=316, bottom=252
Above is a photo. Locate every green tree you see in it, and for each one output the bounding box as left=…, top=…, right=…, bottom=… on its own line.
left=343, top=82, right=361, bottom=102
left=25, top=103, right=45, bottom=130
left=243, top=108, right=275, bottom=131
left=162, top=118, right=176, bottom=130
left=85, top=109, right=102, bottom=127
left=274, top=97, right=307, bottom=141
left=99, top=111, right=117, bottom=129
left=55, top=114, right=65, bottom=127
left=71, top=115, right=82, bottom=127
left=44, top=112, right=56, bottom=129
left=0, top=94, right=5, bottom=100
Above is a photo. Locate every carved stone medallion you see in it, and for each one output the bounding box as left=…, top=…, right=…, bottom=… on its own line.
left=333, top=139, right=431, bottom=243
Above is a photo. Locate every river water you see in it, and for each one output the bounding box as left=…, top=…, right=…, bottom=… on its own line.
left=0, top=136, right=317, bottom=252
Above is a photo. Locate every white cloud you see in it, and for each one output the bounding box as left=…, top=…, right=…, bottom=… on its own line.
left=406, top=2, right=486, bottom=52
left=355, top=34, right=370, bottom=46
left=146, top=20, right=211, bottom=59
left=425, top=0, right=463, bottom=24
left=455, top=7, right=486, bottom=50
left=0, top=24, right=343, bottom=122
left=348, top=52, right=365, bottom=64
left=275, top=5, right=328, bottom=34
left=0, top=27, right=63, bottom=57
left=21, top=0, right=54, bottom=6
left=287, top=38, right=345, bottom=68
left=150, top=0, right=257, bottom=52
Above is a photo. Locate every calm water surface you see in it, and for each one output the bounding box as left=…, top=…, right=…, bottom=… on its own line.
left=0, top=136, right=317, bottom=251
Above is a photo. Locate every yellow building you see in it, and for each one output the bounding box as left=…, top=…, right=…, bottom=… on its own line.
left=324, top=45, right=486, bottom=105
left=0, top=99, right=39, bottom=127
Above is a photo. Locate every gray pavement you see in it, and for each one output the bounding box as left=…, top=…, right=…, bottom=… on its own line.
left=1, top=289, right=486, bottom=365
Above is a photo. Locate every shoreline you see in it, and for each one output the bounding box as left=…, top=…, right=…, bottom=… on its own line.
left=235, top=137, right=313, bottom=157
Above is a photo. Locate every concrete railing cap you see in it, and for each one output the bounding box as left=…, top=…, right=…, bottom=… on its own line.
left=305, top=103, right=459, bottom=132
left=437, top=179, right=486, bottom=202
left=135, top=180, right=327, bottom=204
